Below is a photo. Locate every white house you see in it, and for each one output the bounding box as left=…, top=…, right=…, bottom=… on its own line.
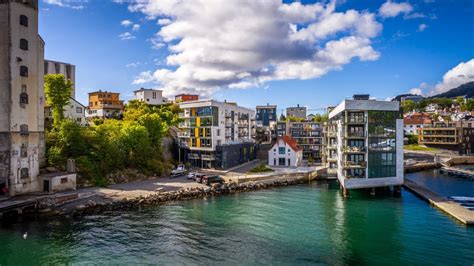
left=268, top=136, right=303, bottom=167
left=134, top=88, right=168, bottom=105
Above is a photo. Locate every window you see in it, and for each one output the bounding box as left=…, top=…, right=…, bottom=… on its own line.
left=61, top=178, right=68, bottom=184
left=76, top=107, right=83, bottom=113
left=20, top=168, right=29, bottom=179
left=20, top=92, right=28, bottom=105
left=279, top=147, right=286, bottom=154
left=20, top=15, right=28, bottom=27
left=20, top=66, right=28, bottom=77
left=20, top=39, right=28, bottom=50
left=20, top=124, right=28, bottom=135
left=152, top=92, right=157, bottom=99
left=20, top=144, right=27, bottom=158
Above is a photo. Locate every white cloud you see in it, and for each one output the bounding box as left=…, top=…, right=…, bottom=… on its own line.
left=132, top=24, right=141, bottom=31
left=379, top=1, right=413, bottom=18
left=126, top=0, right=384, bottom=97
left=157, top=18, right=172, bottom=26
left=430, top=59, right=474, bottom=95
left=43, top=0, right=86, bottom=9
left=418, top=23, right=428, bottom=32
left=121, top=20, right=133, bottom=27
left=126, top=62, right=141, bottom=68
left=409, top=88, right=422, bottom=95
left=118, top=32, right=135, bottom=40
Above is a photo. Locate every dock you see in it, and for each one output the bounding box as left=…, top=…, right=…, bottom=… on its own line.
left=439, top=166, right=474, bottom=178
left=404, top=179, right=474, bottom=225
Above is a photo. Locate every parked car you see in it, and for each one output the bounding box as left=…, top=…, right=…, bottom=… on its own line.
left=202, top=175, right=224, bottom=186
left=195, top=174, right=206, bottom=183
left=187, top=172, right=197, bottom=180
left=170, top=164, right=187, bottom=178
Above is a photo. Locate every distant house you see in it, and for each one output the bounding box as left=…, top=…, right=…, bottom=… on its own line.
left=134, top=88, right=169, bottom=105
left=403, top=113, right=432, bottom=135
left=268, top=136, right=303, bottom=167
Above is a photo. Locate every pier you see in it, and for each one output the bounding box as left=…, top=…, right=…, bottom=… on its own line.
left=439, top=166, right=474, bottom=178
left=404, top=179, right=474, bottom=225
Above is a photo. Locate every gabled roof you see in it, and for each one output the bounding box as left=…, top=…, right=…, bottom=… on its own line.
left=275, top=135, right=302, bottom=152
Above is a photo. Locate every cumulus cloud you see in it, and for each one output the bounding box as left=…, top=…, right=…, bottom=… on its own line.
left=125, top=0, right=383, bottom=97
left=121, top=20, right=133, bottom=27
left=132, top=24, right=141, bottom=31
left=379, top=1, right=413, bottom=18
left=43, top=0, right=86, bottom=9
left=429, top=59, right=474, bottom=95
left=118, top=32, right=135, bottom=40
left=418, top=23, right=428, bottom=32
left=408, top=60, right=474, bottom=96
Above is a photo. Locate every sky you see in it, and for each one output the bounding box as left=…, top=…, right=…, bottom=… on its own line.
left=39, top=0, right=474, bottom=115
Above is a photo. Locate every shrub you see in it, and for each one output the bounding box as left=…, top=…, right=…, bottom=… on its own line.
left=248, top=163, right=274, bottom=173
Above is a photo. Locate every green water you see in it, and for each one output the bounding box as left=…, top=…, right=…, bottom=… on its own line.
left=0, top=172, right=473, bottom=265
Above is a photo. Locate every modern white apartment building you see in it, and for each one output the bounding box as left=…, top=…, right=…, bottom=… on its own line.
left=44, top=59, right=75, bottom=97
left=327, top=95, right=403, bottom=194
left=0, top=0, right=45, bottom=196
left=134, top=88, right=169, bottom=105
left=178, top=100, right=256, bottom=169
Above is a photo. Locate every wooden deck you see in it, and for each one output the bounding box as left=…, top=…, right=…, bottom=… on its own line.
left=404, top=179, right=474, bottom=225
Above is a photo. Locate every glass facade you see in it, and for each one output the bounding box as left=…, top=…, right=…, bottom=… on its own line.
left=367, top=111, right=398, bottom=178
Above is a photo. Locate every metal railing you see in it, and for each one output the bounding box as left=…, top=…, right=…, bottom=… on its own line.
left=346, top=131, right=365, bottom=138
left=343, top=146, right=366, bottom=153
left=343, top=161, right=366, bottom=168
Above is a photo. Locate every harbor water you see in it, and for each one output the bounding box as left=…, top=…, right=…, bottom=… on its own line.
left=0, top=171, right=473, bottom=265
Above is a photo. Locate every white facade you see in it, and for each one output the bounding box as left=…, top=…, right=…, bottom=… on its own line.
left=268, top=137, right=302, bottom=167
left=134, top=88, right=168, bottom=105
left=0, top=0, right=45, bottom=196
left=404, top=123, right=423, bottom=135
left=45, top=97, right=87, bottom=126
left=44, top=59, right=76, bottom=97
left=178, top=100, right=255, bottom=151
left=286, top=105, right=307, bottom=119
left=328, top=98, right=404, bottom=190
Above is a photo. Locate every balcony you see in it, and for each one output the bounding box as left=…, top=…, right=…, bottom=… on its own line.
left=346, top=131, right=365, bottom=138
left=178, top=131, right=190, bottom=138
left=327, top=131, right=337, bottom=138
left=201, top=154, right=216, bottom=160
left=225, top=122, right=233, bottom=127
left=327, top=143, right=337, bottom=149
left=225, top=112, right=233, bottom=118
left=343, top=146, right=366, bottom=153
left=178, top=122, right=190, bottom=128
left=347, top=116, right=366, bottom=124
left=343, top=161, right=366, bottom=168
left=327, top=156, right=337, bottom=162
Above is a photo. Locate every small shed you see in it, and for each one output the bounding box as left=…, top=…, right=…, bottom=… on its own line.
left=39, top=172, right=77, bottom=193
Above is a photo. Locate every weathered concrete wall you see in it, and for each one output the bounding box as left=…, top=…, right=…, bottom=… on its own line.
left=445, top=156, right=474, bottom=166
left=40, top=173, right=76, bottom=193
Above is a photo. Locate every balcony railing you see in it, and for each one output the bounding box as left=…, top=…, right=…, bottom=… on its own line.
left=177, top=131, right=190, bottom=138
left=343, top=146, right=366, bottom=153
left=201, top=154, right=216, bottom=160
left=327, top=132, right=337, bottom=138
left=346, top=131, right=365, bottom=138
left=343, top=161, right=367, bottom=168
left=225, top=122, right=233, bottom=127
left=347, top=117, right=366, bottom=123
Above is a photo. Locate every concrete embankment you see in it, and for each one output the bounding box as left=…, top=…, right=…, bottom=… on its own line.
left=404, top=162, right=439, bottom=173
left=404, top=179, right=474, bottom=225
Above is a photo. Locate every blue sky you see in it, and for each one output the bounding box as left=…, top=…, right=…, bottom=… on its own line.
left=39, top=0, right=474, bottom=115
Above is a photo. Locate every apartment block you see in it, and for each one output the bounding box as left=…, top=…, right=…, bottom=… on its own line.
left=134, top=88, right=168, bottom=105
left=288, top=121, right=323, bottom=162
left=327, top=95, right=403, bottom=191
left=0, top=0, right=45, bottom=196
left=418, top=122, right=459, bottom=148
left=44, top=59, right=75, bottom=97
left=255, top=103, right=277, bottom=143
left=177, top=100, right=255, bottom=169
left=286, top=104, right=307, bottom=119
left=460, top=120, right=474, bottom=155
left=86, top=91, right=124, bottom=119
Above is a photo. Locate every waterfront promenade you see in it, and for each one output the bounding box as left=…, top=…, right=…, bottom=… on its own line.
left=404, top=179, right=474, bottom=225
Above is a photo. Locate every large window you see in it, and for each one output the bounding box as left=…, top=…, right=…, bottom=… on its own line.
left=367, top=111, right=398, bottom=178
left=279, top=147, right=286, bottom=154
left=20, top=66, right=28, bottom=77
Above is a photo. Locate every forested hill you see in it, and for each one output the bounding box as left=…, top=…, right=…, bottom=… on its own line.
left=431, top=81, right=474, bottom=98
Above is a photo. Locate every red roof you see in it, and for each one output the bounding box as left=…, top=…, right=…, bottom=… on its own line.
left=277, top=135, right=302, bottom=152
left=404, top=116, right=432, bottom=125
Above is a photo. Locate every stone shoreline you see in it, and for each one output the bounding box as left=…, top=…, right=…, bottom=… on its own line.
left=60, top=177, right=309, bottom=218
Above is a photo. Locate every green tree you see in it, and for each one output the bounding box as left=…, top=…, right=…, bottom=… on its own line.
left=461, top=99, right=474, bottom=111
left=455, top=96, right=465, bottom=106
left=401, top=100, right=416, bottom=113
left=44, top=74, right=73, bottom=126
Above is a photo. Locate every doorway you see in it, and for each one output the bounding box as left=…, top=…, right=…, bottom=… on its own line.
left=43, top=180, right=50, bottom=192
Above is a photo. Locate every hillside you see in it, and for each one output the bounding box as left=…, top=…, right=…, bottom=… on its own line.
left=431, top=81, right=474, bottom=98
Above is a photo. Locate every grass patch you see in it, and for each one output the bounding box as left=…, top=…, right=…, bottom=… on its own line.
left=248, top=163, right=274, bottom=173
left=404, top=144, right=438, bottom=151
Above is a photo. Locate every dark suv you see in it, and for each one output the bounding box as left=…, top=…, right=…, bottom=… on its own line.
left=202, top=175, right=224, bottom=186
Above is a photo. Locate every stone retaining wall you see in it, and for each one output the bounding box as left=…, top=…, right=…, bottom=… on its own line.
left=64, top=178, right=308, bottom=218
